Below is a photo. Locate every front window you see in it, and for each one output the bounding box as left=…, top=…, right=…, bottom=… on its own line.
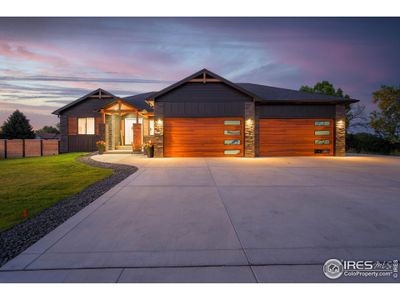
left=78, top=117, right=95, bottom=135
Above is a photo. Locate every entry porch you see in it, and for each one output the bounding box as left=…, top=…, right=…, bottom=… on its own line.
left=100, top=99, right=154, bottom=153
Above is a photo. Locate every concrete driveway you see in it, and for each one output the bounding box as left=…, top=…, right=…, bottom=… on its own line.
left=1, top=154, right=400, bottom=282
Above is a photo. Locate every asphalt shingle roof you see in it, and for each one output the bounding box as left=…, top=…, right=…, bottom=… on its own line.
left=236, top=83, right=356, bottom=103
left=123, top=92, right=156, bottom=111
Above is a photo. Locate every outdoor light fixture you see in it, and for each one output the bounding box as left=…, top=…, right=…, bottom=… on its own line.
left=156, top=119, right=163, bottom=126
left=246, top=118, right=253, bottom=125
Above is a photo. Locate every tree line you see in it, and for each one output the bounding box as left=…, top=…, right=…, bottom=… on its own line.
left=0, top=110, right=59, bottom=139
left=300, top=81, right=400, bottom=155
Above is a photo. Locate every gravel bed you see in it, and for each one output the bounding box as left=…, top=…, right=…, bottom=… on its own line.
left=0, top=154, right=137, bottom=267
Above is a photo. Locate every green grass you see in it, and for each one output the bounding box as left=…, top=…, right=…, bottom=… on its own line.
left=0, top=153, right=112, bottom=232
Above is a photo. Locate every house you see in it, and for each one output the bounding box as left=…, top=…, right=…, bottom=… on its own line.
left=52, top=69, right=358, bottom=157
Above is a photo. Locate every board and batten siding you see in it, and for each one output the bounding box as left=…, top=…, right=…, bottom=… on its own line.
left=156, top=82, right=252, bottom=118
left=256, top=104, right=336, bottom=119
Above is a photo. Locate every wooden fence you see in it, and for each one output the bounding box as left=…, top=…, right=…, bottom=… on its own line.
left=0, top=139, right=59, bottom=159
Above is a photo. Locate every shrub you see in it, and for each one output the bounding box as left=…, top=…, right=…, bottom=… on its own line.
left=346, top=133, right=398, bottom=154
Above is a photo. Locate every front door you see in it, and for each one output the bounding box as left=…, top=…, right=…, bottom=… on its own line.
left=124, top=118, right=136, bottom=145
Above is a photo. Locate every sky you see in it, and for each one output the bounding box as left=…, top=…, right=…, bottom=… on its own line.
left=0, top=17, right=399, bottom=129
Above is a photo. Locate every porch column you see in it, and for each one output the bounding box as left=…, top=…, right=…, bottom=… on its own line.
left=154, top=102, right=164, bottom=158
left=335, top=104, right=346, bottom=156
left=244, top=102, right=255, bottom=157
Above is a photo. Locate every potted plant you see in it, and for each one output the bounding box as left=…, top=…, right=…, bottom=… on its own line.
left=143, top=140, right=154, bottom=158
left=96, top=140, right=106, bottom=154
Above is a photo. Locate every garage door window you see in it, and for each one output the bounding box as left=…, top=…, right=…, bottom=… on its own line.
left=315, top=139, right=330, bottom=145
left=315, top=149, right=330, bottom=154
left=224, top=130, right=240, bottom=135
left=315, top=130, right=330, bottom=136
left=224, top=120, right=241, bottom=125
left=224, top=150, right=240, bottom=155
left=315, top=121, right=330, bottom=126
left=224, top=140, right=240, bottom=145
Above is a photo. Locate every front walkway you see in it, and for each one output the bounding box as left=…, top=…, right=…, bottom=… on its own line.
left=1, top=154, right=399, bottom=282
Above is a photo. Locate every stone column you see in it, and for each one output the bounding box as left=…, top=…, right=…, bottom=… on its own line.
left=154, top=102, right=164, bottom=158
left=244, top=102, right=255, bottom=157
left=335, top=104, right=346, bottom=156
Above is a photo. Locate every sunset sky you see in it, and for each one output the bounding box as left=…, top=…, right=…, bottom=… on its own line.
left=0, top=17, right=399, bottom=129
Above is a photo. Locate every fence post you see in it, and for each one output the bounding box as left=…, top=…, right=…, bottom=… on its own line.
left=40, top=139, right=43, bottom=156
left=22, top=139, right=26, bottom=157
left=4, top=139, right=7, bottom=159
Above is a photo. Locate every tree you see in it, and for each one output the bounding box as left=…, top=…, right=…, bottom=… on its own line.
left=1, top=110, right=35, bottom=139
left=369, top=85, right=400, bottom=144
left=299, top=81, right=367, bottom=130
left=36, top=125, right=60, bottom=134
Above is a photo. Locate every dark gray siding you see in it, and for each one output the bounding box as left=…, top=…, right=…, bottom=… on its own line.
left=156, top=82, right=251, bottom=118
left=256, top=104, right=336, bottom=119
left=59, top=115, right=68, bottom=153
left=163, top=102, right=245, bottom=117
left=58, top=97, right=110, bottom=152
left=61, top=98, right=112, bottom=117
left=68, top=135, right=100, bottom=152
left=157, top=82, right=252, bottom=103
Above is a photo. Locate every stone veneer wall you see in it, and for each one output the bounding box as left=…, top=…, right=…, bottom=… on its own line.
left=154, top=102, right=164, bottom=158
left=244, top=102, right=255, bottom=157
left=335, top=104, right=346, bottom=156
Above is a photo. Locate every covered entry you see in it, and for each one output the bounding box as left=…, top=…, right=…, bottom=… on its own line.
left=164, top=118, right=244, bottom=157
left=259, top=118, right=334, bottom=156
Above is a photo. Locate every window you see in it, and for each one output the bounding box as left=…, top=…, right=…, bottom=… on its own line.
left=224, top=140, right=241, bottom=145
left=315, top=140, right=330, bottom=145
left=224, top=130, right=240, bottom=135
left=224, top=120, right=241, bottom=126
left=78, top=117, right=95, bottom=135
left=149, top=119, right=155, bottom=136
left=224, top=150, right=240, bottom=155
left=315, top=130, right=330, bottom=136
left=315, top=121, right=330, bottom=126
left=315, top=149, right=330, bottom=154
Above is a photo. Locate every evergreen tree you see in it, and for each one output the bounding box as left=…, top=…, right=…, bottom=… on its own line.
left=1, top=110, right=35, bottom=139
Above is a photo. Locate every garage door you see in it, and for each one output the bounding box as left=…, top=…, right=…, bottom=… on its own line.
left=259, top=119, right=334, bottom=156
left=164, top=118, right=244, bottom=157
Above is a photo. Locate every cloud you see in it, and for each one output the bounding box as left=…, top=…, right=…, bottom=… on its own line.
left=0, top=75, right=171, bottom=84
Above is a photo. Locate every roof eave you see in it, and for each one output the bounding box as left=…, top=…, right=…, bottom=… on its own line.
left=256, top=98, right=359, bottom=104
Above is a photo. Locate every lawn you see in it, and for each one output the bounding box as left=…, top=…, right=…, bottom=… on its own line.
left=0, top=153, right=112, bottom=232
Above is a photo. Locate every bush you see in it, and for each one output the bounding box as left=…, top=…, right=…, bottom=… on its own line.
left=346, top=133, right=399, bottom=155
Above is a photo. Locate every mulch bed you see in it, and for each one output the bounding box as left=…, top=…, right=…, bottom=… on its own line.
left=0, top=154, right=137, bottom=267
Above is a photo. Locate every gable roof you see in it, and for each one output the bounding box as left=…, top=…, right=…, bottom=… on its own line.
left=52, top=88, right=117, bottom=115
left=237, top=83, right=358, bottom=104
left=149, top=68, right=259, bottom=101
left=123, top=92, right=156, bottom=111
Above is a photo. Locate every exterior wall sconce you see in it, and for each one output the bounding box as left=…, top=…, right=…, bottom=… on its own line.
left=246, top=118, right=253, bottom=126
left=156, top=119, right=163, bottom=126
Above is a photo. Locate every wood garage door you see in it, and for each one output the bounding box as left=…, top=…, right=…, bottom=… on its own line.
left=164, top=118, right=244, bottom=157
left=259, top=119, right=334, bottom=156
